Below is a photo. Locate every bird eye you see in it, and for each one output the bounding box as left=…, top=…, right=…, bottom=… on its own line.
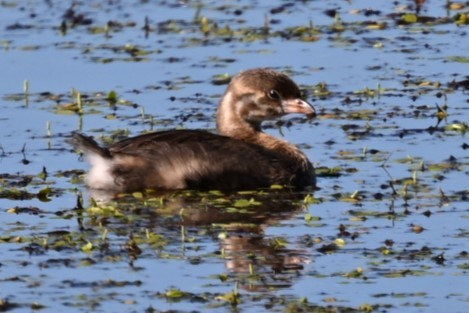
left=267, top=89, right=281, bottom=100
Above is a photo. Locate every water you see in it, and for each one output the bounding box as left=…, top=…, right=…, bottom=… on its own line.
left=1, top=1, right=468, bottom=312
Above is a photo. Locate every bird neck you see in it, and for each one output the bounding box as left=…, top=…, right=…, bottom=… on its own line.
left=217, top=90, right=260, bottom=138
left=216, top=91, right=309, bottom=165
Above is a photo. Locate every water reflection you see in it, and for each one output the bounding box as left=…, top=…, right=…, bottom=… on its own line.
left=82, top=188, right=313, bottom=291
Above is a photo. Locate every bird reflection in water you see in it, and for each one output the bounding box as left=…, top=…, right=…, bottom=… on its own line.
left=80, top=188, right=314, bottom=292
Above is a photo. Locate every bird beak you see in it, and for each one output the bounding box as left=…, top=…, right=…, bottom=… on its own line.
left=281, top=98, right=316, bottom=118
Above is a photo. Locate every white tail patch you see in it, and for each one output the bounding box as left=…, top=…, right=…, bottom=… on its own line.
left=84, top=154, right=116, bottom=190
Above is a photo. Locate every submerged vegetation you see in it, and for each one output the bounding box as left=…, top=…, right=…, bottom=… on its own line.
left=1, top=0, right=468, bottom=312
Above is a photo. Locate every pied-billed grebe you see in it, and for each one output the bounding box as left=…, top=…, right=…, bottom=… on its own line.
left=72, top=68, right=316, bottom=192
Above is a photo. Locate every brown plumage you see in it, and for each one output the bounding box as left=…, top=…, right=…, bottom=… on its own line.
left=72, top=68, right=316, bottom=192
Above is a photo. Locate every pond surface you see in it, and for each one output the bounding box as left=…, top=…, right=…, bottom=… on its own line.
left=1, top=0, right=468, bottom=312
